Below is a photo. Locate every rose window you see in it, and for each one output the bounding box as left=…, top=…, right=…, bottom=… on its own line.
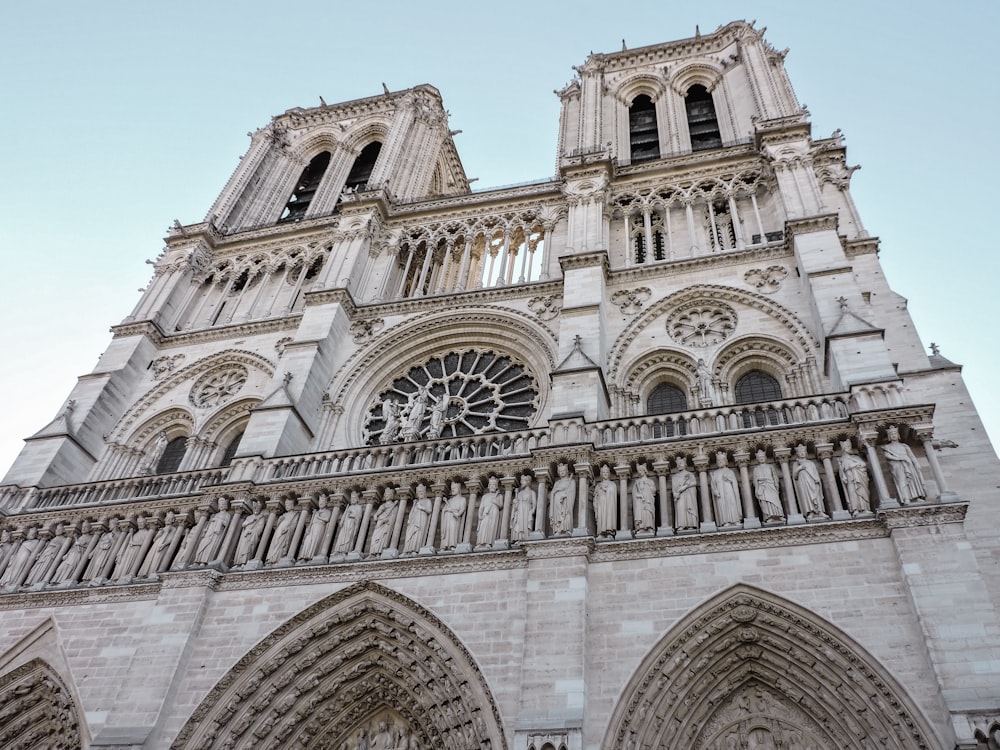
left=364, top=350, right=538, bottom=444
left=190, top=366, right=248, bottom=408
left=667, top=303, right=737, bottom=347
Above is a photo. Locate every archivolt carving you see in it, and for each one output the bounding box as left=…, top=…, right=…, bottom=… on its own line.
left=129, top=407, right=195, bottom=448
left=607, top=285, right=818, bottom=384
left=621, top=349, right=700, bottom=396
left=200, top=398, right=259, bottom=443
left=171, top=581, right=507, bottom=750
left=713, top=336, right=801, bottom=384
left=110, top=350, right=275, bottom=442
left=668, top=60, right=725, bottom=95
left=0, top=657, right=83, bottom=749
left=613, top=72, right=667, bottom=104
left=604, top=584, right=938, bottom=750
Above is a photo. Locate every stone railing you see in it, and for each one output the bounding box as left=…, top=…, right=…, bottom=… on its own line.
left=263, top=427, right=552, bottom=482
left=24, top=468, right=228, bottom=511
left=588, top=394, right=850, bottom=447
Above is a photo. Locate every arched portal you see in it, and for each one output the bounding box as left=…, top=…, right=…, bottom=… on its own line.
left=0, top=657, right=84, bottom=749
left=604, top=585, right=939, bottom=749
left=171, top=581, right=507, bottom=750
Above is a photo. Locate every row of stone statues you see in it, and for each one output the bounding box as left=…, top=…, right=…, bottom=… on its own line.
left=0, top=435, right=930, bottom=593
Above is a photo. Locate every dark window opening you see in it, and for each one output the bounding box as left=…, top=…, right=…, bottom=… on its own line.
left=629, top=95, right=660, bottom=162
left=734, top=370, right=783, bottom=405
left=685, top=85, right=723, bottom=152
left=278, top=151, right=331, bottom=223
left=634, top=233, right=646, bottom=264
left=155, top=436, right=188, bottom=475
left=648, top=383, right=688, bottom=414
left=220, top=431, right=244, bottom=468
left=652, top=229, right=666, bottom=261
left=344, top=141, right=382, bottom=192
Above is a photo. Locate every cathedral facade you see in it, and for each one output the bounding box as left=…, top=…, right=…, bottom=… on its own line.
left=1, top=20, right=998, bottom=750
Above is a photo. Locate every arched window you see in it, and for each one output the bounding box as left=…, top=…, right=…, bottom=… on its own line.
left=219, top=431, right=244, bottom=468
left=734, top=370, right=782, bottom=404
left=344, top=141, right=382, bottom=192
left=155, top=436, right=188, bottom=475
left=685, top=84, right=722, bottom=152
left=647, top=383, right=688, bottom=414
left=279, top=151, right=331, bottom=223
left=629, top=95, right=660, bottom=162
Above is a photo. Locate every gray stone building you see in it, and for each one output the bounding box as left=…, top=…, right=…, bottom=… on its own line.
left=0, top=20, right=998, bottom=750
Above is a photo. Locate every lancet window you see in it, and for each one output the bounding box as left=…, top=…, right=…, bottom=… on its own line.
left=155, top=436, right=188, bottom=474
left=735, top=370, right=783, bottom=404
left=685, top=84, right=722, bottom=152
left=647, top=383, right=687, bottom=414
left=278, top=151, right=331, bottom=223
left=219, top=431, right=244, bottom=468
left=629, top=94, right=660, bottom=162
left=344, top=141, right=382, bottom=192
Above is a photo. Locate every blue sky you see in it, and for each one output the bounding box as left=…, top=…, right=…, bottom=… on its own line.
left=1, top=1, right=997, bottom=474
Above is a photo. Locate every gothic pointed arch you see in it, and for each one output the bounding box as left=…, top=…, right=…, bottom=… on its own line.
left=170, top=581, right=508, bottom=750
left=0, top=657, right=85, bottom=749
left=604, top=584, right=940, bottom=750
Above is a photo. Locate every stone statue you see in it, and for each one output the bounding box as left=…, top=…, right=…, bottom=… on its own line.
left=233, top=500, right=265, bottom=566
left=426, top=395, right=447, bottom=440
left=54, top=521, right=93, bottom=584
left=84, top=520, right=121, bottom=582
left=752, top=450, right=785, bottom=521
left=379, top=398, right=401, bottom=444
left=696, top=358, right=713, bottom=403
left=1, top=529, right=40, bottom=588
left=593, top=464, right=617, bottom=537
left=440, top=481, right=466, bottom=549
left=838, top=440, right=871, bottom=515
left=511, top=474, right=536, bottom=542
left=792, top=444, right=828, bottom=519
left=672, top=456, right=698, bottom=530
left=194, top=499, right=231, bottom=564
left=170, top=518, right=198, bottom=571
left=403, top=484, right=432, bottom=553
left=401, top=384, right=431, bottom=441
left=549, top=462, right=575, bottom=535
left=711, top=452, right=742, bottom=526
left=299, top=496, right=332, bottom=560
left=371, top=720, right=394, bottom=750
left=24, top=529, right=62, bottom=586
left=334, top=493, right=364, bottom=554
left=142, top=430, right=170, bottom=474
left=632, top=462, right=656, bottom=533
left=475, top=476, right=503, bottom=548
left=138, top=514, right=174, bottom=577
left=368, top=488, right=397, bottom=555
left=882, top=426, right=926, bottom=504
left=115, top=517, right=153, bottom=580
left=266, top=498, right=299, bottom=564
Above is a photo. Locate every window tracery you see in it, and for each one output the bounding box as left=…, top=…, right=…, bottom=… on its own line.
left=735, top=370, right=783, bottom=404
left=190, top=366, right=249, bottom=409
left=667, top=303, right=738, bottom=347
left=364, top=350, right=538, bottom=444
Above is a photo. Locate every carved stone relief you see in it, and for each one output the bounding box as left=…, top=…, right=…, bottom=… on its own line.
left=743, top=266, right=788, bottom=294
left=151, top=354, right=185, bottom=379
left=0, top=658, right=83, bottom=749
left=350, top=318, right=385, bottom=343
left=528, top=294, right=562, bottom=321
left=190, top=366, right=249, bottom=408
left=611, top=287, right=652, bottom=314
left=667, top=302, right=738, bottom=347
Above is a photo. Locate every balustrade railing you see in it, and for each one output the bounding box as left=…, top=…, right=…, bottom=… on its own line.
left=28, top=468, right=228, bottom=510
left=592, top=394, right=851, bottom=447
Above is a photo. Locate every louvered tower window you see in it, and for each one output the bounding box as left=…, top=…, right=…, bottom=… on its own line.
left=685, top=85, right=723, bottom=151
left=344, top=142, right=382, bottom=192
left=629, top=95, right=660, bottom=162
left=278, top=151, right=331, bottom=223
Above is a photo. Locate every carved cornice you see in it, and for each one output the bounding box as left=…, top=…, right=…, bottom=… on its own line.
left=598, top=20, right=756, bottom=72
left=849, top=404, right=936, bottom=430
left=878, top=501, right=968, bottom=529
left=388, top=180, right=561, bottom=218
left=356, top=278, right=563, bottom=317
left=0, top=581, right=160, bottom=610
left=844, top=237, right=880, bottom=258
left=301, top=287, right=357, bottom=314
left=611, top=243, right=790, bottom=287
left=559, top=250, right=610, bottom=273
left=785, top=213, right=839, bottom=237
left=613, top=143, right=758, bottom=180
left=112, top=316, right=300, bottom=348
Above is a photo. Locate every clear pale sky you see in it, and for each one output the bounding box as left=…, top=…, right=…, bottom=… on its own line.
left=1, top=1, right=997, bottom=477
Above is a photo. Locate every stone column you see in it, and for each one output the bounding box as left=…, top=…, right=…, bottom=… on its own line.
left=422, top=483, right=444, bottom=554
left=915, top=428, right=958, bottom=501
left=351, top=492, right=376, bottom=560
left=817, top=442, right=849, bottom=520
left=573, top=463, right=592, bottom=537
left=653, top=459, right=673, bottom=535
left=387, top=488, right=408, bottom=557
left=774, top=448, right=805, bottom=524
left=860, top=430, right=895, bottom=509
left=249, top=499, right=281, bottom=569
left=462, top=480, right=479, bottom=547
left=531, top=468, right=549, bottom=540
left=284, top=497, right=311, bottom=564
left=694, top=452, right=717, bottom=533
left=216, top=500, right=245, bottom=568
left=615, top=464, right=632, bottom=541
left=734, top=449, right=760, bottom=529
left=499, top=477, right=515, bottom=547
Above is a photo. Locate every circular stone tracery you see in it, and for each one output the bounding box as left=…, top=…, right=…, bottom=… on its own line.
left=364, top=349, right=538, bottom=444
left=667, top=301, right=737, bottom=347
left=190, top=366, right=248, bottom=408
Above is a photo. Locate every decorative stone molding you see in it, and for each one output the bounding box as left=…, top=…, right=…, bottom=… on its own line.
left=190, top=366, right=248, bottom=409
left=877, top=501, right=968, bottom=530
left=666, top=301, right=738, bottom=347
left=743, top=265, right=788, bottom=293
left=171, top=581, right=508, bottom=750
left=151, top=354, right=186, bottom=380
left=528, top=294, right=562, bottom=321
left=349, top=318, right=384, bottom=343
left=0, top=658, right=84, bottom=749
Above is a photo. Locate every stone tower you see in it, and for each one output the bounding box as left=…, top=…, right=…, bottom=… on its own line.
left=0, top=20, right=997, bottom=750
